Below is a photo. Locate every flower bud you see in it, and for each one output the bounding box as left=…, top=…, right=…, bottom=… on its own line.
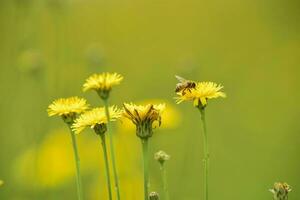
left=149, top=191, right=159, bottom=200
left=154, top=150, right=170, bottom=164
left=270, top=182, right=291, bottom=200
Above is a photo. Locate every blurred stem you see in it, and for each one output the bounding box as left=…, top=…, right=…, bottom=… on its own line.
left=159, top=163, right=170, bottom=200
left=199, top=107, right=209, bottom=200
left=99, top=134, right=113, bottom=200
left=141, top=138, right=149, bottom=200
left=103, top=99, right=121, bottom=200
left=68, top=126, right=83, bottom=200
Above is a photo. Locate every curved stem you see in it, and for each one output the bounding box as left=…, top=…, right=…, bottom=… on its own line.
left=160, top=163, right=170, bottom=200
left=199, top=108, right=209, bottom=200
left=100, top=134, right=113, bottom=200
left=68, top=127, right=84, bottom=200
left=141, top=139, right=149, bottom=200
left=103, top=99, right=121, bottom=200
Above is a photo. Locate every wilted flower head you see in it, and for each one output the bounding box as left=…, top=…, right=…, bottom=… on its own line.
left=123, top=103, right=165, bottom=139
left=175, top=82, right=226, bottom=108
left=270, top=182, right=291, bottom=200
left=149, top=191, right=160, bottom=200
left=154, top=150, right=170, bottom=164
left=47, top=97, right=89, bottom=124
left=83, top=72, right=123, bottom=99
left=72, top=106, right=122, bottom=135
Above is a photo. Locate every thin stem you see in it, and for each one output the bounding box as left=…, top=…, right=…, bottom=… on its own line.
left=103, top=99, right=121, bottom=200
left=160, top=163, right=170, bottom=200
left=99, top=134, right=113, bottom=200
left=199, top=107, right=209, bottom=200
left=68, top=126, right=84, bottom=200
left=141, top=138, right=149, bottom=200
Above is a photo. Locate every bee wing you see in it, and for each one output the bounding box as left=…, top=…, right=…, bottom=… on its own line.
left=175, top=75, right=187, bottom=83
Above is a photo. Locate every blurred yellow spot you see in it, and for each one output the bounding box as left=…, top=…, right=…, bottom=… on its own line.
left=13, top=128, right=101, bottom=188
left=13, top=127, right=141, bottom=190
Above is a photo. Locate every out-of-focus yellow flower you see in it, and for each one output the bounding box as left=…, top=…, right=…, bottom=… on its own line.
left=83, top=73, right=123, bottom=96
left=47, top=97, right=89, bottom=117
left=13, top=129, right=102, bottom=188
left=175, top=82, right=226, bottom=107
left=72, top=106, right=122, bottom=134
left=123, top=103, right=165, bottom=139
left=0, top=180, right=4, bottom=187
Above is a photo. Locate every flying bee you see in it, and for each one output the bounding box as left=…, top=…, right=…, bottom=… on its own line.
left=175, top=75, right=196, bottom=95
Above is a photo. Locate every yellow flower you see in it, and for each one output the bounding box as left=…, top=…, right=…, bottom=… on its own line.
left=13, top=128, right=104, bottom=188
left=175, top=82, right=226, bottom=107
left=83, top=73, right=123, bottom=99
left=47, top=97, right=89, bottom=117
left=72, top=106, right=122, bottom=134
left=123, top=103, right=165, bottom=139
left=0, top=180, right=3, bottom=187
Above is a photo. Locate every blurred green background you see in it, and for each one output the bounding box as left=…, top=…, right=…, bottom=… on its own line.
left=0, top=0, right=299, bottom=199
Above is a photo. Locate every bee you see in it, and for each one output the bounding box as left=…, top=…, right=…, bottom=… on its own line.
left=175, top=75, right=196, bottom=95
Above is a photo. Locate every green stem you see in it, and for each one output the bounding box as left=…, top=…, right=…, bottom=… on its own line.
left=99, top=134, right=113, bottom=200
left=103, top=99, right=121, bottom=200
left=68, top=126, right=84, bottom=200
left=199, top=108, right=209, bottom=200
left=141, top=139, right=149, bottom=200
left=160, top=163, right=170, bottom=200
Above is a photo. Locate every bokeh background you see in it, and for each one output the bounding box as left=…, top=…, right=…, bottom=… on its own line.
left=0, top=0, right=299, bottom=199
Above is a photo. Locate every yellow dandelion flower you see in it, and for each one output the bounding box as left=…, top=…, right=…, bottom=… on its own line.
left=83, top=72, right=123, bottom=99
left=47, top=97, right=89, bottom=117
left=72, top=106, right=122, bottom=134
left=123, top=103, right=165, bottom=139
left=175, top=82, right=226, bottom=107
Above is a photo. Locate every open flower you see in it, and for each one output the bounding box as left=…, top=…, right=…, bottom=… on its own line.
left=123, top=103, right=165, bottom=139
left=83, top=72, right=123, bottom=99
left=47, top=97, right=89, bottom=124
left=270, top=182, right=291, bottom=200
left=72, top=106, right=122, bottom=135
left=175, top=82, right=226, bottom=108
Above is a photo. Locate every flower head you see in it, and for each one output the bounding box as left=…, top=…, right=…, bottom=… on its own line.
left=0, top=180, right=4, bottom=187
left=149, top=192, right=160, bottom=200
left=83, top=72, right=123, bottom=99
left=72, top=106, right=122, bottom=135
left=270, top=182, right=291, bottom=200
left=154, top=150, right=170, bottom=164
left=123, top=103, right=165, bottom=139
left=175, top=81, right=226, bottom=108
left=47, top=97, right=89, bottom=124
